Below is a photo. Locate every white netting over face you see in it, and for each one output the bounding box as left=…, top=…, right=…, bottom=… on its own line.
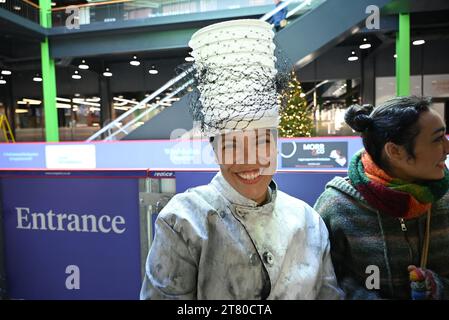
left=192, top=63, right=279, bottom=134
left=185, top=19, right=292, bottom=136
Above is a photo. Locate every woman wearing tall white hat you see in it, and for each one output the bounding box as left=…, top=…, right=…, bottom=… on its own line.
left=140, top=19, right=343, bottom=300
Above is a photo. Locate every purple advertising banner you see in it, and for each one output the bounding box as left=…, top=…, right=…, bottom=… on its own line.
left=0, top=137, right=364, bottom=171
left=0, top=175, right=142, bottom=299
left=0, top=144, right=46, bottom=169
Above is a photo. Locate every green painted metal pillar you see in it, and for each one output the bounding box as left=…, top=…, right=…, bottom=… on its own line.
left=39, top=0, right=59, bottom=142
left=396, top=13, right=410, bottom=96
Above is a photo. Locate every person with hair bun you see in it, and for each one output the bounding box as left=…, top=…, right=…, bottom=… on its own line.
left=314, top=96, right=449, bottom=299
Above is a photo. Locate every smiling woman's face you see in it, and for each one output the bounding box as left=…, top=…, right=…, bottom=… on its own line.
left=213, top=129, right=277, bottom=204
left=387, top=109, right=449, bottom=182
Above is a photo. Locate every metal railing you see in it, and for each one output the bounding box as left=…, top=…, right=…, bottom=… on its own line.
left=0, top=0, right=317, bottom=30
left=86, top=0, right=323, bottom=142
left=50, top=0, right=308, bottom=28
left=0, top=0, right=40, bottom=23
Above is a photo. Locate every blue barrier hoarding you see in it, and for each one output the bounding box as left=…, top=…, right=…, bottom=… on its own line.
left=174, top=171, right=346, bottom=207
left=0, top=137, right=364, bottom=299
left=0, top=173, right=142, bottom=299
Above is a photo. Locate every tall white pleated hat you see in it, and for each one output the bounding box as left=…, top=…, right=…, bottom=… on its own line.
left=189, top=19, right=279, bottom=136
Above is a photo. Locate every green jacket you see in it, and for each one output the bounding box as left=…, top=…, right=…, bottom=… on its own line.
left=314, top=176, right=449, bottom=299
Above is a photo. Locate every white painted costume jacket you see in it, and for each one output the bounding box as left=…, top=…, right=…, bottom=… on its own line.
left=140, top=172, right=343, bottom=300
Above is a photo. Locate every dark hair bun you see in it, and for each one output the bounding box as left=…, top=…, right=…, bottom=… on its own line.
left=345, top=104, right=374, bottom=132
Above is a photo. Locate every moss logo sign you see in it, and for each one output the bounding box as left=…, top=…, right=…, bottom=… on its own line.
left=281, top=141, right=348, bottom=169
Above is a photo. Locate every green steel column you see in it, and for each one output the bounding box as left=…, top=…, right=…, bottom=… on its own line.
left=39, top=0, right=59, bottom=142
left=396, top=13, right=410, bottom=96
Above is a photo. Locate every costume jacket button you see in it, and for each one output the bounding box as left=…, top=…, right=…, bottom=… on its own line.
left=263, top=251, right=274, bottom=266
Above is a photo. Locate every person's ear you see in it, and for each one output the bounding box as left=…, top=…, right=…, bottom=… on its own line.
left=384, top=142, right=408, bottom=164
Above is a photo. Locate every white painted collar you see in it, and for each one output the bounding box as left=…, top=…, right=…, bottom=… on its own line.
left=211, top=171, right=277, bottom=216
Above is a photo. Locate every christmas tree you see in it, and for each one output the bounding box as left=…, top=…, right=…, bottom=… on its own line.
left=279, top=71, right=313, bottom=137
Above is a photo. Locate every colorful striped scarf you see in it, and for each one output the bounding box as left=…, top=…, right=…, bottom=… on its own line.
left=348, top=149, right=449, bottom=219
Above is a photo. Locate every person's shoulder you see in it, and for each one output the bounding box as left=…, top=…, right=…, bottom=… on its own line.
left=314, top=176, right=360, bottom=208
left=276, top=190, right=323, bottom=224
left=158, top=183, right=219, bottom=223
left=314, top=177, right=378, bottom=229
left=276, top=191, right=330, bottom=244
left=172, top=183, right=220, bottom=205
left=433, top=191, right=449, bottom=215
left=276, top=190, right=314, bottom=211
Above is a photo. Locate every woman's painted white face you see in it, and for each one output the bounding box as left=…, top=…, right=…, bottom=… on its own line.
left=213, top=129, right=277, bottom=204
left=390, top=109, right=449, bottom=182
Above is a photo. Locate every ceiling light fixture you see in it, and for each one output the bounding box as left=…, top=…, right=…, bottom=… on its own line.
left=78, top=60, right=89, bottom=70
left=359, top=38, right=372, bottom=49
left=72, top=70, right=81, bottom=80
left=57, top=97, right=71, bottom=102
left=23, top=98, right=42, bottom=105
left=103, top=68, right=113, bottom=77
left=149, top=65, right=159, bottom=75
left=130, top=56, right=140, bottom=66
left=347, top=51, right=359, bottom=62
left=413, top=39, right=425, bottom=46
left=72, top=98, right=100, bottom=107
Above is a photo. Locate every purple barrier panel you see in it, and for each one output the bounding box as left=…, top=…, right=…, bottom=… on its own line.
left=174, top=170, right=346, bottom=207
left=274, top=171, right=346, bottom=206
left=0, top=173, right=142, bottom=300
left=175, top=171, right=217, bottom=194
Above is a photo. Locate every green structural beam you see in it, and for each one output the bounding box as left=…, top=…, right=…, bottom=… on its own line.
left=39, top=0, right=59, bottom=142
left=41, top=38, right=58, bottom=142
left=396, top=13, right=410, bottom=96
